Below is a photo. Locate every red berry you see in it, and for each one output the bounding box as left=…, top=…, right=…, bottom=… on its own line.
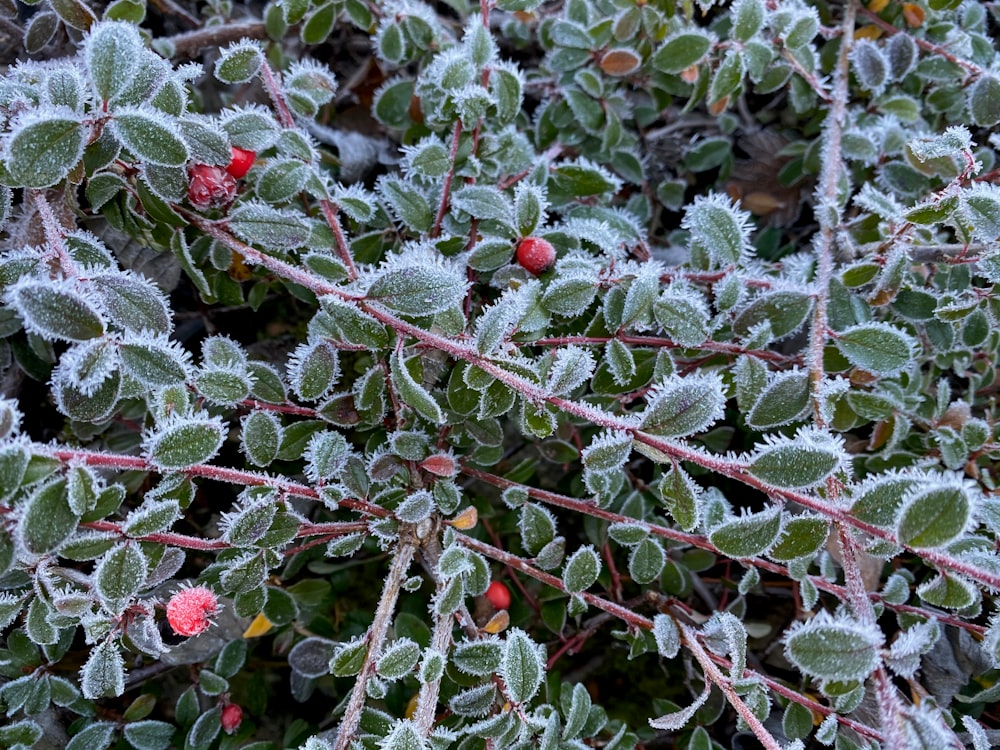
left=515, top=237, right=556, bottom=275
left=226, top=146, right=256, bottom=179
left=221, top=703, right=243, bottom=734
left=166, top=585, right=219, bottom=637
left=188, top=164, right=237, bottom=209
left=485, top=580, right=512, bottom=610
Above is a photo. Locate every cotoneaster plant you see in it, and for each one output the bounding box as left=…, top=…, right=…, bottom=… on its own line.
left=2, top=2, right=1000, bottom=750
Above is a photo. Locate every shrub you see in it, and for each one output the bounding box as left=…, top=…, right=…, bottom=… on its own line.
left=2, top=1, right=1000, bottom=749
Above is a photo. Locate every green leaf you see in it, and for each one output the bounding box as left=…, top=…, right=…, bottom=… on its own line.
left=747, top=428, right=843, bottom=489
left=452, top=639, right=503, bottom=676
left=769, top=516, right=828, bottom=561
left=452, top=185, right=512, bottom=222
left=80, top=641, right=125, bottom=699
left=95, top=543, right=147, bottom=615
left=19, top=478, right=79, bottom=555
left=368, top=259, right=467, bottom=316
left=968, top=75, right=1000, bottom=127
left=379, top=175, right=432, bottom=232
left=651, top=31, right=713, bottom=74
left=331, top=638, right=368, bottom=676
left=319, top=297, right=390, bottom=349
left=640, top=373, right=724, bottom=437
left=390, top=352, right=444, bottom=424
left=92, top=273, right=170, bottom=333
left=562, top=545, right=600, bottom=593
left=629, top=537, right=666, bottom=584
left=214, top=41, right=263, bottom=84
left=228, top=203, right=312, bottom=251
left=111, top=110, right=188, bottom=166
left=123, top=720, right=175, bottom=750
left=896, top=481, right=971, bottom=549
left=916, top=573, right=977, bottom=610
left=683, top=193, right=751, bottom=266
left=783, top=613, right=882, bottom=682
left=7, top=117, right=85, bottom=188
left=145, top=414, right=225, bottom=469
left=519, top=503, right=556, bottom=555
left=376, top=638, right=421, bottom=680
left=659, top=466, right=701, bottom=532
left=733, top=291, right=812, bottom=339
left=709, top=507, right=781, bottom=558
left=86, top=21, right=144, bottom=101
left=746, top=369, right=811, bottom=429
left=9, top=281, right=105, bottom=341
left=256, top=159, right=310, bottom=203
left=833, top=323, right=916, bottom=377
left=501, top=629, right=543, bottom=704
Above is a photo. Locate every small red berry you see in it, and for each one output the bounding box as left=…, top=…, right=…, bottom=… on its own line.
left=515, top=237, right=556, bottom=275
left=485, top=580, right=512, bottom=610
left=166, top=585, right=219, bottom=637
left=188, top=164, right=237, bottom=209
left=221, top=703, right=243, bottom=734
left=226, top=146, right=256, bottom=179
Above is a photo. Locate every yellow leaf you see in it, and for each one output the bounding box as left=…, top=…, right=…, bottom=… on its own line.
left=242, top=612, right=274, bottom=638
left=448, top=506, right=478, bottom=530
left=482, top=609, right=509, bottom=634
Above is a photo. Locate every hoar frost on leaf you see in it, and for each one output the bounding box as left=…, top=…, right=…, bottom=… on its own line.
left=365, top=245, right=468, bottom=316
left=545, top=345, right=595, bottom=396
left=682, top=192, right=754, bottom=267
left=639, top=371, right=726, bottom=438
left=747, top=426, right=848, bottom=490
left=783, top=610, right=884, bottom=682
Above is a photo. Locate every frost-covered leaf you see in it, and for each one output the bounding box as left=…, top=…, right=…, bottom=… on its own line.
left=221, top=106, right=281, bottom=151
left=916, top=573, right=977, bottom=610
left=659, top=466, right=701, bottom=532
left=215, top=40, right=263, bottom=84
left=377, top=638, right=421, bottom=680
left=519, top=503, right=556, bottom=555
left=112, top=109, right=188, bottom=167
left=887, top=621, right=940, bottom=678
left=119, top=334, right=190, bottom=386
left=683, top=193, right=753, bottom=266
left=367, top=252, right=467, bottom=316
left=649, top=684, right=711, bottom=730
left=745, top=368, right=811, bottom=429
left=289, top=340, right=340, bottom=401
left=81, top=640, right=125, bottom=699
left=629, top=537, right=665, bottom=584
left=968, top=75, right=1000, bottom=127
left=7, top=116, right=85, bottom=188
left=7, top=280, right=105, bottom=342
left=95, top=543, right=147, bottom=615
left=605, top=338, right=635, bottom=385
left=501, top=628, right=543, bottom=704
left=640, top=372, right=725, bottom=437
left=851, top=39, right=888, bottom=95
left=144, top=413, right=226, bottom=469
left=452, top=184, right=512, bottom=223
left=91, top=272, right=170, bottom=334
left=541, top=275, right=598, bottom=316
left=732, top=291, right=812, bottom=340
left=562, top=544, right=600, bottom=592
left=378, top=175, right=433, bottom=232
left=651, top=31, right=713, bottom=74
left=242, top=411, right=283, bottom=467
left=769, top=515, right=828, bottom=562
left=654, top=285, right=710, bottom=347
left=18, top=478, right=79, bottom=556
left=320, top=297, right=391, bottom=350
left=452, top=638, right=503, bottom=676
left=896, top=477, right=974, bottom=549
left=582, top=430, right=632, bottom=473
left=390, top=351, right=444, bottom=424
left=546, top=345, right=595, bottom=396
left=86, top=21, right=145, bottom=101
left=961, top=184, right=1000, bottom=243
left=122, top=720, right=175, bottom=750
left=380, top=720, right=426, bottom=750
left=783, top=611, right=883, bottom=682
left=833, top=323, right=916, bottom=377
left=121, top=498, right=181, bottom=537
left=229, top=202, right=312, bottom=251
left=747, top=428, right=845, bottom=489
left=709, top=507, right=781, bottom=558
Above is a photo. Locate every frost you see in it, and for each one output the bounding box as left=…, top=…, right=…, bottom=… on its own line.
left=581, top=430, right=632, bottom=473
left=682, top=192, right=754, bottom=267
left=887, top=620, right=940, bottom=678
left=748, top=427, right=847, bottom=489
left=366, top=244, right=469, bottom=315
left=546, top=345, right=595, bottom=396
left=783, top=610, right=884, bottom=682
left=640, top=371, right=726, bottom=438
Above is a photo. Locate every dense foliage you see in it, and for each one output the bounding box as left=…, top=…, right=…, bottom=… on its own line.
left=2, top=0, right=1000, bottom=748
